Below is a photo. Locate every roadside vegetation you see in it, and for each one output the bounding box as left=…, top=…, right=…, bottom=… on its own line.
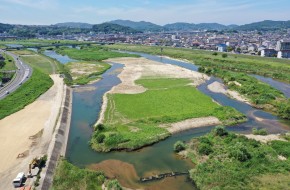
left=0, top=52, right=16, bottom=85
left=0, top=67, right=53, bottom=119
left=91, top=78, right=245, bottom=152
left=12, top=50, right=55, bottom=74
left=181, top=126, right=290, bottom=190
left=52, top=159, right=122, bottom=190
left=106, top=44, right=290, bottom=120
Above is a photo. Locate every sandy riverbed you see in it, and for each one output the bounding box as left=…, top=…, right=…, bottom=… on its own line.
left=97, top=57, right=221, bottom=132
left=207, top=81, right=251, bottom=105
left=0, top=75, right=64, bottom=189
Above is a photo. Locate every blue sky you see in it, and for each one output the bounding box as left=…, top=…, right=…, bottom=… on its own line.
left=0, top=0, right=289, bottom=25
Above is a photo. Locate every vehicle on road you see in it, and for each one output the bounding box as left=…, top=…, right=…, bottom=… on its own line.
left=12, top=172, right=25, bottom=188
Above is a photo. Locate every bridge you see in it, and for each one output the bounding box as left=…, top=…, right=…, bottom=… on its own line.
left=3, top=42, right=115, bottom=50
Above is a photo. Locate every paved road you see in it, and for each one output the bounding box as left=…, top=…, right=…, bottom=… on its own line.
left=0, top=50, right=32, bottom=100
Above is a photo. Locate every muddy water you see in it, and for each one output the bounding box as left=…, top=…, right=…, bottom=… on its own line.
left=63, top=51, right=290, bottom=190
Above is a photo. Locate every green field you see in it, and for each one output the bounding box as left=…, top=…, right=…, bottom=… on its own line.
left=91, top=78, right=245, bottom=152
left=56, top=46, right=139, bottom=61
left=65, top=61, right=111, bottom=85
left=184, top=127, right=290, bottom=190
left=0, top=68, right=53, bottom=119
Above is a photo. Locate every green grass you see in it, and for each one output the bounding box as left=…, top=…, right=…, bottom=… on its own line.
left=51, top=159, right=106, bottom=190
left=66, top=61, right=111, bottom=85
left=185, top=127, right=290, bottom=190
left=56, top=46, right=139, bottom=61
left=0, top=68, right=53, bottom=119
left=0, top=53, right=16, bottom=71
left=10, top=50, right=55, bottom=75
left=91, top=78, right=245, bottom=152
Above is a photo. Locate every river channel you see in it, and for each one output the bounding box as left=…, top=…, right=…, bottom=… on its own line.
left=45, top=50, right=290, bottom=190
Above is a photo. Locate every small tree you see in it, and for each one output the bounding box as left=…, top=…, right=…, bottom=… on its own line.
left=198, top=143, right=213, bottom=155
left=222, top=53, right=228, bottom=58
left=174, top=141, right=186, bottom=152
left=213, top=126, right=228, bottom=137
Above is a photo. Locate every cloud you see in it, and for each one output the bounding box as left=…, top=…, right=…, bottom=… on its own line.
left=2, top=0, right=59, bottom=10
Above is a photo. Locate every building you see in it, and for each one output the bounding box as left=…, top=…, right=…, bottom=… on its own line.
left=276, top=41, right=290, bottom=51
left=217, top=44, right=227, bottom=52
left=277, top=50, right=290, bottom=59
left=261, top=49, right=277, bottom=57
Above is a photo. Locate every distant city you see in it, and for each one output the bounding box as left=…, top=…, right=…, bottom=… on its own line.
left=1, top=19, right=290, bottom=59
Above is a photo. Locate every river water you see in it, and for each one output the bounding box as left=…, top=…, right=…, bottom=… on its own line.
left=46, top=50, right=290, bottom=190
left=43, top=50, right=76, bottom=64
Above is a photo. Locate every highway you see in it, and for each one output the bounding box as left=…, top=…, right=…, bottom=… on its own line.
left=0, top=50, right=32, bottom=100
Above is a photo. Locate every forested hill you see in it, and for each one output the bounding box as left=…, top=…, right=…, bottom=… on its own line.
left=237, top=20, right=290, bottom=31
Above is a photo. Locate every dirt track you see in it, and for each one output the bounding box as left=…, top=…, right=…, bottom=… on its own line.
left=0, top=75, right=64, bottom=190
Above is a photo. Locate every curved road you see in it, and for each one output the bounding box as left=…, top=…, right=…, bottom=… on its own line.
left=0, top=50, right=32, bottom=100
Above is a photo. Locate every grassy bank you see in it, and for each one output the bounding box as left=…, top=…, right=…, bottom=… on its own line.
left=91, top=78, right=245, bottom=152
left=0, top=52, right=16, bottom=71
left=199, top=67, right=290, bottom=119
left=66, top=61, right=111, bottom=85
left=52, top=159, right=122, bottom=190
left=106, top=44, right=290, bottom=83
left=56, top=46, right=139, bottom=61
left=0, top=68, right=53, bottom=119
left=182, top=127, right=290, bottom=190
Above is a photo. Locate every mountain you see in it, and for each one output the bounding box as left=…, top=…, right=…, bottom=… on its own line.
left=0, top=23, right=14, bottom=33
left=92, top=23, right=141, bottom=34
left=164, top=22, right=229, bottom=31
left=237, top=20, right=290, bottom=31
left=109, top=20, right=163, bottom=32
left=54, top=22, right=93, bottom=29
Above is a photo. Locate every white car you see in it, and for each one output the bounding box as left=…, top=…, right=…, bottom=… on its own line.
left=12, top=172, right=25, bottom=188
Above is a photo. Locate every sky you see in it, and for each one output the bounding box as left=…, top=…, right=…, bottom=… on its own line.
left=0, top=0, right=289, bottom=25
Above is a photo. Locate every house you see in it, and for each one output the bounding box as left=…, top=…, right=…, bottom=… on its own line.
left=277, top=50, right=290, bottom=59
left=261, top=49, right=277, bottom=57
left=217, top=44, right=227, bottom=52
left=276, top=41, right=290, bottom=51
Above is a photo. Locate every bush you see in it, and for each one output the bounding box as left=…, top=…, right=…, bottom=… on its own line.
left=174, top=141, right=186, bottom=152
left=107, top=179, right=122, bottom=190
left=96, top=134, right=105, bottom=143
left=96, top=123, right=105, bottom=131
left=212, top=52, right=218, bottom=56
left=222, top=53, right=228, bottom=58
left=213, top=126, right=228, bottom=137
left=252, top=128, right=268, bottom=136
left=198, top=143, right=213, bottom=155
left=229, top=142, right=251, bottom=162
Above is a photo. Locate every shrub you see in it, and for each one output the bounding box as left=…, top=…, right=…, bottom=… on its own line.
left=198, top=143, right=213, bottom=155
left=174, top=141, right=186, bottom=153
left=96, top=134, right=105, bottom=143
left=96, top=123, right=105, bottom=131
left=222, top=53, right=228, bottom=58
left=212, top=52, right=218, bottom=56
left=107, top=179, right=122, bottom=190
left=252, top=128, right=268, bottom=136
left=229, top=142, right=251, bottom=162
left=213, top=126, right=228, bottom=137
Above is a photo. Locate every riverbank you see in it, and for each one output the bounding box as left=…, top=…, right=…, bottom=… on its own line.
left=0, top=75, right=64, bottom=190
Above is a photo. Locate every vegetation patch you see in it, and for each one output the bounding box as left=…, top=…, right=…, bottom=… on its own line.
left=52, top=159, right=106, bottom=190
left=56, top=46, right=139, bottom=61
left=182, top=127, right=290, bottom=190
left=0, top=68, right=53, bottom=119
left=65, top=61, right=111, bottom=85
left=91, top=78, right=245, bottom=152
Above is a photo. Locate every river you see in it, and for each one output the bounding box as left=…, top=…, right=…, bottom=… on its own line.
left=45, top=50, right=290, bottom=190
